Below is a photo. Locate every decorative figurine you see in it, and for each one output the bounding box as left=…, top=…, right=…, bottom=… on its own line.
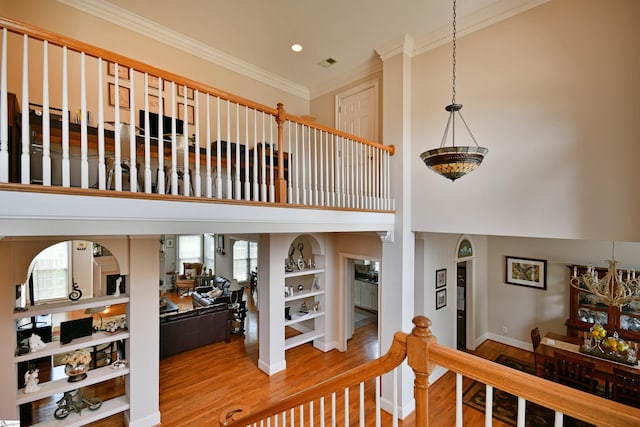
left=29, top=334, right=47, bottom=352
left=68, top=278, right=82, bottom=301
left=24, top=368, right=40, bottom=393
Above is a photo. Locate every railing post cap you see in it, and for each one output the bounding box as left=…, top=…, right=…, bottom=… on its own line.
left=411, top=316, right=432, bottom=337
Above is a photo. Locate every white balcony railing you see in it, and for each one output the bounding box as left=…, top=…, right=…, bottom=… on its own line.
left=0, top=17, right=395, bottom=211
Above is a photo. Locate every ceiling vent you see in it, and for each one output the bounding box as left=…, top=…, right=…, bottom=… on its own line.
left=318, top=57, right=337, bottom=68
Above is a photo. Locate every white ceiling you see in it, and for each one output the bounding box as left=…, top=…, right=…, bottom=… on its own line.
left=68, top=0, right=548, bottom=99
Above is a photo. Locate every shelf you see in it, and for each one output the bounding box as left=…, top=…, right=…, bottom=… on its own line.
left=14, top=295, right=130, bottom=319
left=284, top=268, right=325, bottom=278
left=285, top=311, right=324, bottom=326
left=15, top=330, right=130, bottom=364
left=284, top=330, right=325, bottom=350
left=29, top=395, right=129, bottom=427
left=17, top=365, right=129, bottom=405
left=284, top=289, right=324, bottom=303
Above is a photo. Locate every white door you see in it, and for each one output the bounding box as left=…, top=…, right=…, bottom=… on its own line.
left=336, top=80, right=378, bottom=141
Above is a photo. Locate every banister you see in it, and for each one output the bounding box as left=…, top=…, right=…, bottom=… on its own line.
left=219, top=331, right=409, bottom=426
left=428, top=342, right=640, bottom=427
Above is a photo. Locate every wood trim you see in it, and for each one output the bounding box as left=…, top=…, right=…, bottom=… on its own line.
left=428, top=343, right=640, bottom=426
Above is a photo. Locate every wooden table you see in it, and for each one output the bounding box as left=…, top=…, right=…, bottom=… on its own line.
left=535, top=332, right=640, bottom=395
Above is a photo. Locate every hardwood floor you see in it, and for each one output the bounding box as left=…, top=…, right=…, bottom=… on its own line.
left=33, top=289, right=533, bottom=426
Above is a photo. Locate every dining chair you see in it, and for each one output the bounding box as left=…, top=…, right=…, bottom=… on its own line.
left=531, top=327, right=554, bottom=379
left=612, top=365, right=640, bottom=407
left=554, top=349, right=598, bottom=393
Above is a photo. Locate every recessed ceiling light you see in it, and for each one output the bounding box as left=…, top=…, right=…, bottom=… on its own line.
left=291, top=44, right=303, bottom=53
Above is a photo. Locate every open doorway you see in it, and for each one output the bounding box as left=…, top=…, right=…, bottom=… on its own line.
left=344, top=257, right=379, bottom=346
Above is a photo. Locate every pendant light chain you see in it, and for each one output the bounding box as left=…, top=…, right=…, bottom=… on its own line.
left=451, top=0, right=457, bottom=105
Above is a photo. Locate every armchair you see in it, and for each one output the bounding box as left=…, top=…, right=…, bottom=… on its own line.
left=176, top=262, right=203, bottom=296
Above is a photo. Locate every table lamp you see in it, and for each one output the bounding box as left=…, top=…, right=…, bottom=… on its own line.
left=84, top=306, right=106, bottom=331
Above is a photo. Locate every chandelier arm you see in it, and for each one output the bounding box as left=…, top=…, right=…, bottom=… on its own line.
left=456, top=110, right=480, bottom=147
left=439, top=110, right=454, bottom=148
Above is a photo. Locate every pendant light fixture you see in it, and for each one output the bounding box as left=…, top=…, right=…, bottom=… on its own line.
left=420, top=0, right=488, bottom=182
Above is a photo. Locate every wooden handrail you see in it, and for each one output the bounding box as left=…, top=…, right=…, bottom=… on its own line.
left=219, top=331, right=409, bottom=426
left=428, top=342, right=640, bottom=427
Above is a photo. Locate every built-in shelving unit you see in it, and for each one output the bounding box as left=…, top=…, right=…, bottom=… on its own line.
left=284, top=236, right=326, bottom=351
left=14, top=295, right=130, bottom=425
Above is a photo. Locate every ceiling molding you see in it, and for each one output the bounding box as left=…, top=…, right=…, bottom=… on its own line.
left=56, top=0, right=310, bottom=100
left=412, top=0, right=552, bottom=57
left=375, top=34, right=415, bottom=62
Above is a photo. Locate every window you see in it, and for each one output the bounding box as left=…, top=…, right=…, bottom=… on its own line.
left=233, top=240, right=257, bottom=282
left=177, top=234, right=215, bottom=274
left=31, top=241, right=69, bottom=302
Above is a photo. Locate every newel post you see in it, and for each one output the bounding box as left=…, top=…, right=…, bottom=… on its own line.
left=275, top=103, right=287, bottom=203
left=406, top=316, right=436, bottom=426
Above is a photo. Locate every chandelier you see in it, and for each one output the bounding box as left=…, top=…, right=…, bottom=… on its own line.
left=420, top=0, right=488, bottom=182
left=570, top=243, right=640, bottom=307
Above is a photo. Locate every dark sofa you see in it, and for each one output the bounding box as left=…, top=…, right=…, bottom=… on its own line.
left=159, top=303, right=231, bottom=358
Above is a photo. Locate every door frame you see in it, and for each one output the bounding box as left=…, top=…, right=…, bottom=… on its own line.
left=337, top=252, right=380, bottom=354
left=334, top=78, right=380, bottom=141
left=455, top=235, right=478, bottom=350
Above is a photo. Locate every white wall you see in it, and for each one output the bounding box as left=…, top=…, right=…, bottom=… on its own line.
left=410, top=0, right=640, bottom=242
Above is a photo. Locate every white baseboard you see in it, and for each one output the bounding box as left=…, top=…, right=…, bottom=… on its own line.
left=126, top=411, right=161, bottom=427
left=379, top=396, right=415, bottom=420
left=258, top=358, right=286, bottom=375
left=485, top=332, right=531, bottom=351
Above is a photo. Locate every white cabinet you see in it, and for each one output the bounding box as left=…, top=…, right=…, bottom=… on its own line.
left=355, top=280, right=378, bottom=312
left=14, top=295, right=130, bottom=426
left=284, top=268, right=325, bottom=350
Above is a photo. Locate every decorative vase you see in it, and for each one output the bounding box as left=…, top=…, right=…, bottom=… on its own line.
left=64, top=363, right=89, bottom=382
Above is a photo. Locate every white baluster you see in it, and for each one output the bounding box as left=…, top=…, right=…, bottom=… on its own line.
left=300, top=403, right=304, bottom=427
left=331, top=392, right=337, bottom=427
left=215, top=96, right=222, bottom=198
left=375, top=376, right=381, bottom=427
left=554, top=411, right=564, bottom=427
left=169, top=82, right=178, bottom=195
left=156, top=77, right=165, bottom=194
left=319, top=130, right=325, bottom=207
left=456, top=373, right=463, bottom=427
left=20, top=34, right=30, bottom=184
left=205, top=93, right=212, bottom=197
left=320, top=396, right=325, bottom=427
left=235, top=102, right=241, bottom=200
left=301, top=125, right=307, bottom=205
left=268, top=116, right=274, bottom=202
left=392, top=368, right=398, bottom=427
left=80, top=52, right=89, bottom=188
left=42, top=40, right=51, bottom=186
left=344, top=386, right=349, bottom=426
left=485, top=384, right=493, bottom=427
left=181, top=86, right=190, bottom=196
left=252, top=108, right=259, bottom=201
left=113, top=64, right=122, bottom=191
left=294, top=122, right=300, bottom=204
left=0, top=28, right=7, bottom=183
left=194, top=91, right=201, bottom=197
left=359, top=382, right=364, bottom=427
left=313, top=128, right=318, bottom=206
left=260, top=111, right=267, bottom=201
left=290, top=407, right=295, bottom=427
left=244, top=106, right=250, bottom=200
left=143, top=75, right=152, bottom=193
left=61, top=46, right=70, bottom=187
left=287, top=121, right=293, bottom=204
left=517, top=397, right=526, bottom=427
left=129, top=68, right=137, bottom=192
left=226, top=99, right=232, bottom=199
left=97, top=58, right=105, bottom=189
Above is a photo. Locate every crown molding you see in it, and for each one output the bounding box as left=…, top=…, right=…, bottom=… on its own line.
left=375, top=34, right=415, bottom=62
left=56, top=0, right=310, bottom=100
left=412, top=0, right=552, bottom=56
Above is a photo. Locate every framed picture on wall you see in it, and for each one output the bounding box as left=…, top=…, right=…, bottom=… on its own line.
left=505, top=256, right=547, bottom=289
left=107, top=62, right=130, bottom=80
left=436, top=268, right=446, bottom=289
left=436, top=288, right=447, bottom=310
left=108, top=83, right=130, bottom=109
